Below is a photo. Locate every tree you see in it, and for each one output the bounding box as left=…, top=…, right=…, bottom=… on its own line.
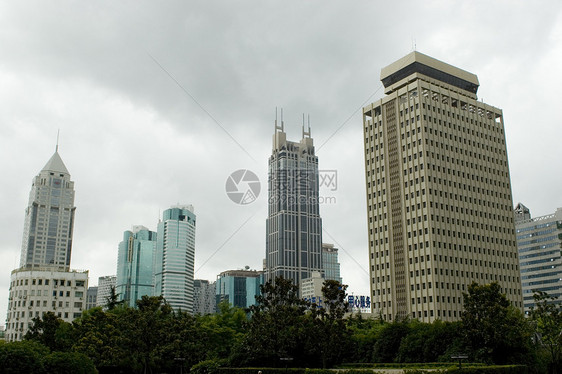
left=346, top=314, right=386, bottom=363
left=105, top=286, right=124, bottom=310
left=72, top=307, right=129, bottom=371
left=0, top=340, right=49, bottom=373
left=197, top=301, right=246, bottom=360
left=395, top=320, right=463, bottom=363
left=43, top=351, right=97, bottom=374
left=309, top=280, right=350, bottom=368
left=531, top=291, right=562, bottom=374
left=372, top=318, right=410, bottom=363
left=234, top=277, right=311, bottom=367
left=461, top=282, right=534, bottom=364
left=24, top=311, right=72, bottom=352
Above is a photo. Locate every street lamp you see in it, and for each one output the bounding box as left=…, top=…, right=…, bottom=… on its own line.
left=174, top=357, right=186, bottom=374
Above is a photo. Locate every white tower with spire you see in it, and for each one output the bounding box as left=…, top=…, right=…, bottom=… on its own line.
left=20, top=149, right=76, bottom=270
left=5, top=147, right=88, bottom=342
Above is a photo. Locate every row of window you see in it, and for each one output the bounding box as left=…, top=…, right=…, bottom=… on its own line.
left=12, top=278, right=85, bottom=288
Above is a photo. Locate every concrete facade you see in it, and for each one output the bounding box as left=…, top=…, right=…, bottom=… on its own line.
left=363, top=51, right=523, bottom=322
left=96, top=275, right=116, bottom=308
left=6, top=268, right=88, bottom=341
left=5, top=149, right=89, bottom=341
left=193, top=279, right=216, bottom=315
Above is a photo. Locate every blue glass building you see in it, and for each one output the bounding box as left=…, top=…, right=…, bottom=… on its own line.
left=216, top=269, right=263, bottom=309
left=116, top=226, right=157, bottom=307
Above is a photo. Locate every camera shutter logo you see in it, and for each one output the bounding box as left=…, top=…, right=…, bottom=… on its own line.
left=225, top=169, right=261, bottom=205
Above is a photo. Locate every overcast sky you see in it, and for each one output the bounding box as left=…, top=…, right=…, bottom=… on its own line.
left=1, top=1, right=562, bottom=324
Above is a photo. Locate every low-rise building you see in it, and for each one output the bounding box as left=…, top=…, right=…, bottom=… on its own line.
left=193, top=279, right=216, bottom=315
left=96, top=275, right=116, bottom=308
left=6, top=268, right=88, bottom=341
left=86, top=286, right=98, bottom=311
left=216, top=268, right=263, bottom=309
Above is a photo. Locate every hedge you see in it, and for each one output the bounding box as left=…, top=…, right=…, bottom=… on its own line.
left=217, top=366, right=528, bottom=374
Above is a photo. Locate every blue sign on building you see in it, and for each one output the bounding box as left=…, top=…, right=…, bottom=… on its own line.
left=348, top=295, right=371, bottom=310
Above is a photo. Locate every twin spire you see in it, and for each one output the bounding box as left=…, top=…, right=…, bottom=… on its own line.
left=274, top=107, right=312, bottom=139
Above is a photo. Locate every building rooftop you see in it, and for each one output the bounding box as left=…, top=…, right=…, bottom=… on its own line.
left=41, top=151, right=69, bottom=175
left=380, top=51, right=479, bottom=95
left=219, top=269, right=263, bottom=278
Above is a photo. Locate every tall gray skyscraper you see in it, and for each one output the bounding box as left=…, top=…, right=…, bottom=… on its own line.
left=153, top=205, right=196, bottom=312
left=265, top=115, right=323, bottom=289
left=363, top=52, right=522, bottom=322
left=6, top=149, right=88, bottom=342
left=20, top=149, right=76, bottom=271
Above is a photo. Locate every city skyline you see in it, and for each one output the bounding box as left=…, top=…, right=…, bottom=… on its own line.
left=1, top=1, right=562, bottom=324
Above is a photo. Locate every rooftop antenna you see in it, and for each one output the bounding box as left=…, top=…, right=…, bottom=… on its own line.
left=411, top=37, right=417, bottom=52
left=56, top=129, right=60, bottom=152
left=302, top=114, right=311, bottom=138
left=275, top=107, right=284, bottom=132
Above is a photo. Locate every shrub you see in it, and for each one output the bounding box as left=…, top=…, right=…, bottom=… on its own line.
left=43, top=351, right=98, bottom=374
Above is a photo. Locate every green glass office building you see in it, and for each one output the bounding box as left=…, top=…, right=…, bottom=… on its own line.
left=116, top=226, right=157, bottom=307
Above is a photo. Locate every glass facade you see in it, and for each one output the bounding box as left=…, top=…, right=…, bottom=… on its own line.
left=153, top=206, right=196, bottom=312
left=515, top=206, right=562, bottom=314
left=116, top=226, right=157, bottom=307
left=322, top=243, right=342, bottom=283
left=215, top=270, right=263, bottom=309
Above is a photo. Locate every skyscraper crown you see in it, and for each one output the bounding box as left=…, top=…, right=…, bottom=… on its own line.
left=41, top=151, right=70, bottom=175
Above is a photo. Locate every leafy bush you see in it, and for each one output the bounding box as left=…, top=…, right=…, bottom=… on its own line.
left=0, top=340, right=48, bottom=374
left=192, top=359, right=228, bottom=374
left=43, top=351, right=98, bottom=374
left=405, top=365, right=528, bottom=374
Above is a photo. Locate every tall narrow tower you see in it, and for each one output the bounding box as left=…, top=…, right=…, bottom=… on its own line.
left=6, top=148, right=88, bottom=342
left=20, top=150, right=76, bottom=270
left=363, top=52, right=522, bottom=322
left=265, top=114, right=323, bottom=289
left=153, top=205, right=196, bottom=312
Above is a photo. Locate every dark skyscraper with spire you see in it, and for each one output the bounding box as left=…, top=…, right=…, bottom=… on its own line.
left=265, top=112, right=323, bottom=290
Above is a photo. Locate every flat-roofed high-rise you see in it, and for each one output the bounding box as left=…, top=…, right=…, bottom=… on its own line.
left=363, top=51, right=523, bottom=322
